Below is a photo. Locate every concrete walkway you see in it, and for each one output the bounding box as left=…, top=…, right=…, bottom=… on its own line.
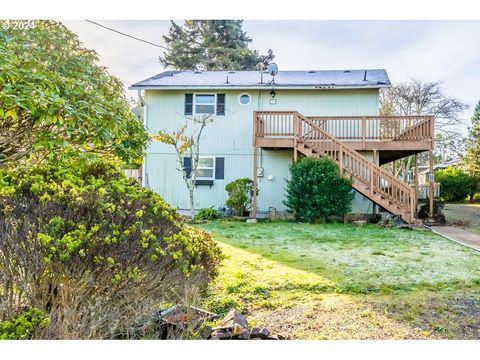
left=430, top=226, right=480, bottom=252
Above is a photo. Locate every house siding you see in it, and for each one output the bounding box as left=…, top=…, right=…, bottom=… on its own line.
left=144, top=88, right=379, bottom=213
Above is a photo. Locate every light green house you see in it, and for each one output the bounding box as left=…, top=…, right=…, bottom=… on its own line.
left=131, top=69, right=434, bottom=222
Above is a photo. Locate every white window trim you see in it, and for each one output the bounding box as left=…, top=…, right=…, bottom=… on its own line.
left=193, top=93, right=217, bottom=115
left=195, top=156, right=215, bottom=180
left=238, top=93, right=252, bottom=106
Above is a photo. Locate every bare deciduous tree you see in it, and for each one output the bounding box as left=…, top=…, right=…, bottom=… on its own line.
left=380, top=79, right=468, bottom=181
left=152, top=115, right=213, bottom=218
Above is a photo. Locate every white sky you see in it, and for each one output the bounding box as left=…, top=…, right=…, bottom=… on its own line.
left=64, top=20, right=480, bottom=125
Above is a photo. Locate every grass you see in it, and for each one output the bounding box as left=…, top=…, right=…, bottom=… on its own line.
left=197, top=220, right=480, bottom=339
left=443, top=203, right=480, bottom=235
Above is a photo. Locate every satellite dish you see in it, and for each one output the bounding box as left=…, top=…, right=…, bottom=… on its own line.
left=267, top=63, right=278, bottom=76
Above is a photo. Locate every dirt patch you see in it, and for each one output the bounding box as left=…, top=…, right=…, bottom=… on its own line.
left=367, top=289, right=480, bottom=339
left=249, top=295, right=422, bottom=340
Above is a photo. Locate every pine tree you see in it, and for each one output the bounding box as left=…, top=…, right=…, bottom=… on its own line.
left=159, top=20, right=274, bottom=71
left=462, top=101, right=480, bottom=201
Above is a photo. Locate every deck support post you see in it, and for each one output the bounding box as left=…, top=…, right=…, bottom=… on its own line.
left=428, top=149, right=434, bottom=218
left=293, top=113, right=298, bottom=163
left=392, top=160, right=396, bottom=176
left=414, top=153, right=419, bottom=213
left=252, top=146, right=258, bottom=219
left=371, top=149, right=377, bottom=217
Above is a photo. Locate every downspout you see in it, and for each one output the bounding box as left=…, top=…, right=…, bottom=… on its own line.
left=138, top=90, right=148, bottom=188
left=257, top=90, right=263, bottom=170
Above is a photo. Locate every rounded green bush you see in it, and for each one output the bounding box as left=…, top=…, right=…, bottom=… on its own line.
left=435, top=167, right=474, bottom=203
left=284, top=157, right=355, bottom=222
left=225, top=178, right=256, bottom=216
left=0, top=153, right=221, bottom=339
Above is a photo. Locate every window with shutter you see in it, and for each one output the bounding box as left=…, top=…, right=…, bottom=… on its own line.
left=215, top=157, right=224, bottom=179
left=216, top=94, right=225, bottom=115
left=183, top=157, right=192, bottom=178
left=196, top=157, right=215, bottom=180
left=184, top=94, right=193, bottom=115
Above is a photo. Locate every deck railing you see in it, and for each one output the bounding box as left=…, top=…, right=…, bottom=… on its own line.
left=298, top=114, right=416, bottom=216
left=254, top=111, right=434, bottom=143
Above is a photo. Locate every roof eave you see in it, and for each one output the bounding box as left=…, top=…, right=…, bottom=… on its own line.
left=129, top=84, right=391, bottom=91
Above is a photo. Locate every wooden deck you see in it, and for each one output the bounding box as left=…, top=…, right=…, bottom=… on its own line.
left=251, top=111, right=436, bottom=223
left=253, top=111, right=434, bottom=158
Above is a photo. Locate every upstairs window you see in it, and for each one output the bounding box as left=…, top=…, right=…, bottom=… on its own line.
left=185, top=93, right=225, bottom=116
left=194, top=94, right=216, bottom=114
left=238, top=93, right=251, bottom=106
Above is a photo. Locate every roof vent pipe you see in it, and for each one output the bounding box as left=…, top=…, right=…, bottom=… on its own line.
left=226, top=76, right=229, bottom=84
left=363, top=71, right=367, bottom=81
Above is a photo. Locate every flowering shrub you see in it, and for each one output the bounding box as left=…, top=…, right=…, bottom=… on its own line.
left=0, top=153, right=221, bottom=339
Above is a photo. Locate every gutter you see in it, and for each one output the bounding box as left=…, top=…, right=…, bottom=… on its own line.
left=129, top=84, right=391, bottom=91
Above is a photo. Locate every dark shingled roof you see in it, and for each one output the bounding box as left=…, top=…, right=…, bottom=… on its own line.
left=130, top=69, right=391, bottom=90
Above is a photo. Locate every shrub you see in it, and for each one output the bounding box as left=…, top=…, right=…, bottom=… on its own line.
left=284, top=157, right=355, bottom=222
left=435, top=167, right=474, bottom=203
left=418, top=199, right=444, bottom=219
left=0, top=308, right=50, bottom=340
left=0, top=153, right=221, bottom=339
left=194, top=207, right=220, bottom=221
left=225, top=178, right=256, bottom=216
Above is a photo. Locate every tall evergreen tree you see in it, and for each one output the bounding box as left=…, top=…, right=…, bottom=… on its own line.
left=160, top=20, right=274, bottom=71
left=462, top=101, right=480, bottom=200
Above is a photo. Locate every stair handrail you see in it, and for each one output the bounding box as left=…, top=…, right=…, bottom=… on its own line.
left=297, top=112, right=415, bottom=210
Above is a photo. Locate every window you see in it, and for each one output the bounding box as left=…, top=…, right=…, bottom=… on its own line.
left=238, top=93, right=251, bottom=106
left=196, top=157, right=215, bottom=179
left=183, top=156, right=224, bottom=181
left=185, top=93, right=225, bottom=115
left=194, top=94, right=216, bottom=114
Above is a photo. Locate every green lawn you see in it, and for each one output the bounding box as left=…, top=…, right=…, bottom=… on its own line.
left=196, top=221, right=480, bottom=339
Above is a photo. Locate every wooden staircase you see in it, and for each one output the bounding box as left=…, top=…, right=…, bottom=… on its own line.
left=294, top=112, right=417, bottom=223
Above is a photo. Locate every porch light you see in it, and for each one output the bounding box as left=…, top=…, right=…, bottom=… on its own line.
left=270, top=89, right=276, bottom=98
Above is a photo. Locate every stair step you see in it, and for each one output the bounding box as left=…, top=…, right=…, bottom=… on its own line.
left=297, top=120, right=416, bottom=224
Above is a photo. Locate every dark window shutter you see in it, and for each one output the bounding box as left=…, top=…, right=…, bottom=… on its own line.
left=216, top=94, right=225, bottom=115
left=185, top=93, right=193, bottom=115
left=215, top=157, right=224, bottom=179
left=183, top=157, right=192, bottom=178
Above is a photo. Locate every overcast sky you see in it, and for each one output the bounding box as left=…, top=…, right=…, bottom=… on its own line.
left=64, top=20, right=480, bottom=124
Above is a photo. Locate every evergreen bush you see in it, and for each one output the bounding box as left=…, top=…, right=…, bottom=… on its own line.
left=284, top=157, right=355, bottom=222
left=435, top=167, right=474, bottom=203
left=225, top=178, right=256, bottom=216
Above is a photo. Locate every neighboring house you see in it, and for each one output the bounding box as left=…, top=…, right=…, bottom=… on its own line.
left=131, top=69, right=435, bottom=223
left=416, top=158, right=460, bottom=200
left=418, top=158, right=460, bottom=184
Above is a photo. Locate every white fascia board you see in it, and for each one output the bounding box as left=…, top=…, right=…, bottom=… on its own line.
left=129, top=84, right=390, bottom=91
